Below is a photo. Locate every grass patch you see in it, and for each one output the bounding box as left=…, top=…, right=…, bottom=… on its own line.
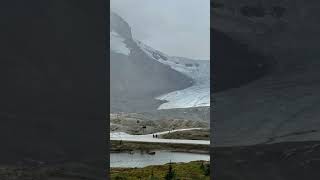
left=161, top=129, right=210, bottom=140
left=110, top=161, right=210, bottom=180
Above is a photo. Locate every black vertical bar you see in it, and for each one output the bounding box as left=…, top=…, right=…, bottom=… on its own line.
left=0, top=0, right=108, bottom=178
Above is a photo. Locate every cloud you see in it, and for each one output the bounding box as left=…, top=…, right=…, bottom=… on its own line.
left=111, top=0, right=210, bottom=60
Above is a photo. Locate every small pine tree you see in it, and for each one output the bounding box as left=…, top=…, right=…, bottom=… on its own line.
left=204, top=164, right=210, bottom=176
left=165, top=162, right=176, bottom=180
left=200, top=162, right=210, bottom=176
left=200, top=162, right=205, bottom=171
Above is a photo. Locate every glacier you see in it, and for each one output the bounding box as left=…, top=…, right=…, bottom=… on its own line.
left=136, top=41, right=210, bottom=109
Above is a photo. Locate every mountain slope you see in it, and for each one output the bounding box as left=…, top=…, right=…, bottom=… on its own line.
left=110, top=12, right=210, bottom=112
left=110, top=12, right=193, bottom=112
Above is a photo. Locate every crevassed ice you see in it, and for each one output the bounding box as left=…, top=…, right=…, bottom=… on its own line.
left=110, top=31, right=130, bottom=55
left=156, top=84, right=210, bottom=109
left=136, top=40, right=210, bottom=109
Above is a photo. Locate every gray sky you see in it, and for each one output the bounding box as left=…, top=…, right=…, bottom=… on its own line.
left=111, top=0, right=210, bottom=60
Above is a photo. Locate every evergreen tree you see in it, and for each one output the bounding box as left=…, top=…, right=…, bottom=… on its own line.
left=200, top=162, right=210, bottom=176
left=204, top=164, right=210, bottom=176
left=165, top=162, right=176, bottom=180
left=200, top=162, right=205, bottom=171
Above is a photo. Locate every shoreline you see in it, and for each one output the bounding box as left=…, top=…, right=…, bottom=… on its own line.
left=110, top=140, right=210, bottom=154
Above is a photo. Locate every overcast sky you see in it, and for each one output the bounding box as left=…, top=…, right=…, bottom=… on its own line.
left=111, top=0, right=210, bottom=60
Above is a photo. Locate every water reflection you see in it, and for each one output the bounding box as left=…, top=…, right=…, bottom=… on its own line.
left=110, top=151, right=210, bottom=168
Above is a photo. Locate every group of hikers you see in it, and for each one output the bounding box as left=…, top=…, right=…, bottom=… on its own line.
left=152, top=129, right=174, bottom=138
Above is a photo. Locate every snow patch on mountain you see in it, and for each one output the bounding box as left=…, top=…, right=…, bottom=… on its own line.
left=110, top=31, right=130, bottom=55
left=136, top=40, right=210, bottom=109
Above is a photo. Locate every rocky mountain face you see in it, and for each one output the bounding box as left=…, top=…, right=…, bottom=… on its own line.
left=110, top=12, right=193, bottom=112
left=212, top=0, right=320, bottom=146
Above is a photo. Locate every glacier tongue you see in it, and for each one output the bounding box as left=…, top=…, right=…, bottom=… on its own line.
left=136, top=40, right=210, bottom=109
left=156, top=84, right=210, bottom=109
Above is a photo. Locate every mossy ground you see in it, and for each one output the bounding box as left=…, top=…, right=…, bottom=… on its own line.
left=110, top=161, right=210, bottom=180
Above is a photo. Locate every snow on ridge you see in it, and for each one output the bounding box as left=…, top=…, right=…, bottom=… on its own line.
left=135, top=40, right=210, bottom=109
left=135, top=40, right=209, bottom=79
left=110, top=31, right=130, bottom=55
